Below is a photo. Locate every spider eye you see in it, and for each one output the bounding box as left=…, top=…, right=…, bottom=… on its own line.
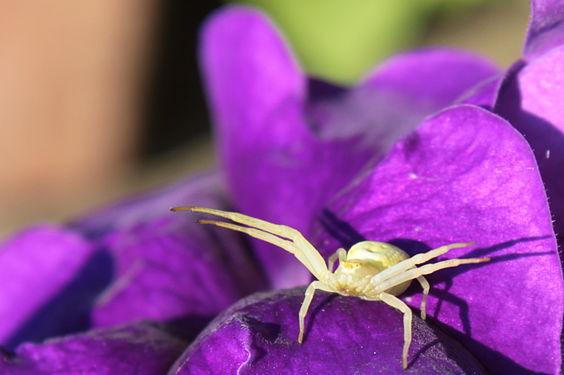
left=341, top=261, right=361, bottom=269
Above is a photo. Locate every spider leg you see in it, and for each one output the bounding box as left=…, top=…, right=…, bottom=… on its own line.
left=172, top=207, right=329, bottom=280
left=379, top=292, right=413, bottom=370
left=196, top=219, right=321, bottom=279
left=375, top=256, right=489, bottom=294
left=327, top=248, right=346, bottom=272
left=198, top=219, right=295, bottom=252
left=400, top=242, right=476, bottom=269
left=370, top=242, right=476, bottom=286
left=298, top=281, right=333, bottom=343
left=416, top=276, right=429, bottom=320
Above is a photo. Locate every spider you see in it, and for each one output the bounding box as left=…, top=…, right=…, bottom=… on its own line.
left=171, top=206, right=490, bottom=369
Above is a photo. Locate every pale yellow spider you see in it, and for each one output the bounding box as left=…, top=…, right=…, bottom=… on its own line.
left=171, top=206, right=490, bottom=369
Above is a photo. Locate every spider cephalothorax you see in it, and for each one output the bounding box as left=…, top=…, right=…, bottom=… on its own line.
left=172, top=206, right=489, bottom=369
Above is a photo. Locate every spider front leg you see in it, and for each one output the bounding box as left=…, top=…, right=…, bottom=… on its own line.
left=378, top=292, right=413, bottom=370
left=171, top=206, right=330, bottom=280
left=298, top=280, right=333, bottom=343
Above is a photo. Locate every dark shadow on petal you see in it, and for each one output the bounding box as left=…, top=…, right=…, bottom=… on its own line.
left=5, top=249, right=114, bottom=349
left=163, top=315, right=215, bottom=342
left=287, top=291, right=339, bottom=344
left=432, top=281, right=472, bottom=336
left=242, top=316, right=280, bottom=343
left=434, top=322, right=548, bottom=375
left=464, top=236, right=552, bottom=258
left=307, top=77, right=347, bottom=102
left=305, top=78, right=348, bottom=135
left=495, top=68, right=564, bottom=257
left=403, top=277, right=473, bottom=337
left=409, top=339, right=440, bottom=369
left=384, top=236, right=553, bottom=283
left=305, top=292, right=338, bottom=342
left=324, top=229, right=553, bottom=345
left=399, top=236, right=554, bottom=338
left=436, top=251, right=555, bottom=284
left=319, top=209, right=365, bottom=250
left=199, top=215, right=269, bottom=294
left=388, top=239, right=431, bottom=255
left=0, top=346, right=15, bottom=359
left=435, top=236, right=554, bottom=281
left=242, top=316, right=281, bottom=365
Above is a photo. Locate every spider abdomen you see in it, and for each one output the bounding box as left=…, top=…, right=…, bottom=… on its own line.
left=347, top=241, right=410, bottom=269
left=335, top=241, right=413, bottom=296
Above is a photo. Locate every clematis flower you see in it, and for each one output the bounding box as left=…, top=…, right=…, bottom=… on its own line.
left=197, top=6, right=562, bottom=373
left=0, top=3, right=562, bottom=375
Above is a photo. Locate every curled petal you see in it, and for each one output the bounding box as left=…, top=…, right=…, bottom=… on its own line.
left=317, top=105, right=563, bottom=374
left=170, top=288, right=486, bottom=375
left=361, top=48, right=499, bottom=111
left=495, top=46, right=564, bottom=257
left=525, top=0, right=564, bottom=59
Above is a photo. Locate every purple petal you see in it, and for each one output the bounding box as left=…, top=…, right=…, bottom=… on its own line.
left=460, top=76, right=502, bottom=108
left=82, top=173, right=266, bottom=334
left=495, top=46, right=564, bottom=258
left=525, top=0, right=564, bottom=59
left=361, top=48, right=499, bottom=111
left=0, top=226, right=108, bottom=348
left=200, top=6, right=313, bottom=288
left=0, top=323, right=186, bottom=375
left=310, top=48, right=498, bottom=147
left=74, top=172, right=222, bottom=236
left=171, top=288, right=486, bottom=374
left=91, top=212, right=265, bottom=335
left=317, top=105, right=563, bottom=374
left=201, top=7, right=498, bottom=288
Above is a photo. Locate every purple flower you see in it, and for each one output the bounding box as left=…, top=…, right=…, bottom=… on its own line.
left=0, top=2, right=563, bottom=374
left=197, top=6, right=563, bottom=373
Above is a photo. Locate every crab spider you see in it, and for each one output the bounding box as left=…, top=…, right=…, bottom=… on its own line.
left=171, top=206, right=490, bottom=369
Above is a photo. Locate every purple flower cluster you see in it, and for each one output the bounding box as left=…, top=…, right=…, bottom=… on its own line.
left=1, top=1, right=563, bottom=374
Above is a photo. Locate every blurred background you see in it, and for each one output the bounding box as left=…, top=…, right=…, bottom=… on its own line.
left=0, top=0, right=529, bottom=236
